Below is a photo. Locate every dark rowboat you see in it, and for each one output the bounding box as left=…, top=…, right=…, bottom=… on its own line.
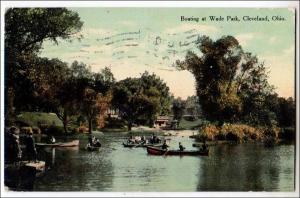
left=123, top=142, right=163, bottom=148
left=146, top=146, right=209, bottom=156
left=86, top=144, right=101, bottom=151
left=35, top=140, right=79, bottom=147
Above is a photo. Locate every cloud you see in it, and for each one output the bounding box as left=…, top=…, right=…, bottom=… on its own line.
left=235, top=33, right=259, bottom=46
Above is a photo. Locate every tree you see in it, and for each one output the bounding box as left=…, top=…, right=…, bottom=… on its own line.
left=140, top=72, right=172, bottom=116
left=5, top=8, right=83, bottom=124
left=69, top=64, right=114, bottom=133
left=185, top=95, right=202, bottom=117
left=176, top=35, right=273, bottom=124
left=172, top=98, right=186, bottom=123
left=81, top=88, right=112, bottom=133
left=112, top=73, right=170, bottom=130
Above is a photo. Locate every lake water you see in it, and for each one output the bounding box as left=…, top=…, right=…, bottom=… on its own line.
left=5, top=130, right=295, bottom=192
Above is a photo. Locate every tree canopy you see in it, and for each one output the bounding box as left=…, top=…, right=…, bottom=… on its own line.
left=5, top=8, right=83, bottom=124
left=112, top=72, right=171, bottom=130
left=176, top=35, right=277, bottom=125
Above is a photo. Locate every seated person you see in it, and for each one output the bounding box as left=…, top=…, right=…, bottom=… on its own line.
left=161, top=140, right=169, bottom=150
left=179, top=142, right=185, bottom=151
left=202, top=141, right=208, bottom=151
left=48, top=136, right=56, bottom=144
left=94, top=138, right=101, bottom=147
left=127, top=135, right=135, bottom=144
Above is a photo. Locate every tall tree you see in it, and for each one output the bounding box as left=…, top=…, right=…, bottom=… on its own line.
left=172, top=98, right=186, bottom=123
left=5, top=8, right=83, bottom=123
left=176, top=35, right=273, bottom=124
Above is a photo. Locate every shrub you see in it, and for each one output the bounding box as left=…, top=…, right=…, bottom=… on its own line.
left=199, top=124, right=219, bottom=141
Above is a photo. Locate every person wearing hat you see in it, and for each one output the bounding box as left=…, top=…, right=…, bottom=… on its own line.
left=6, top=126, right=22, bottom=163
left=25, top=130, right=38, bottom=162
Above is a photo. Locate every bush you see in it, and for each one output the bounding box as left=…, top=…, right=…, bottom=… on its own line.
left=198, top=124, right=219, bottom=141
left=198, top=123, right=265, bottom=143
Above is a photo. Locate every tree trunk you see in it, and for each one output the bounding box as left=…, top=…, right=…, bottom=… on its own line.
left=63, top=111, right=68, bottom=133
left=128, top=122, right=132, bottom=131
left=63, top=121, right=68, bottom=133
left=88, top=118, right=92, bottom=134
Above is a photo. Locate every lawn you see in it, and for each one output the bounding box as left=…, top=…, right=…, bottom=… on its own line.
left=16, top=112, right=63, bottom=127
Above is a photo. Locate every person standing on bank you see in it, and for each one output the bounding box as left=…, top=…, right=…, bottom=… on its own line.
left=25, top=130, right=38, bottom=162
left=6, top=126, right=22, bottom=163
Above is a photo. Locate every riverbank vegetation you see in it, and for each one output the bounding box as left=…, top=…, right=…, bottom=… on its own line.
left=5, top=8, right=295, bottom=144
left=175, top=35, right=295, bottom=144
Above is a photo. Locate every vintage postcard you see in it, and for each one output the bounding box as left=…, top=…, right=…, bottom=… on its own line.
left=1, top=1, right=299, bottom=197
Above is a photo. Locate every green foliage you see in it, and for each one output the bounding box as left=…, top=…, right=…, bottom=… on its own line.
left=5, top=8, right=83, bottom=125
left=5, top=8, right=83, bottom=55
left=16, top=112, right=63, bottom=127
left=184, top=95, right=202, bottom=117
left=172, top=98, right=186, bottom=122
left=112, top=72, right=171, bottom=130
left=178, top=118, right=203, bottom=130
left=176, top=35, right=282, bottom=126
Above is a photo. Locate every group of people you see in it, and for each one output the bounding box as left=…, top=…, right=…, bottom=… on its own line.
left=161, top=141, right=185, bottom=151
left=5, top=126, right=38, bottom=163
left=161, top=140, right=208, bottom=151
left=127, top=134, right=162, bottom=145
left=87, top=135, right=101, bottom=147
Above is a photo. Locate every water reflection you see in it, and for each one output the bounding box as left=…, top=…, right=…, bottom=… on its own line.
left=197, top=143, right=294, bottom=191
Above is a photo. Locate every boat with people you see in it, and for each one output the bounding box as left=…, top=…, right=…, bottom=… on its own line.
left=146, top=146, right=209, bottom=156
left=35, top=140, right=79, bottom=147
left=86, top=145, right=101, bottom=151
left=122, top=142, right=163, bottom=148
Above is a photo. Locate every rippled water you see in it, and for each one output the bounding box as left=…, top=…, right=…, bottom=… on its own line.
left=7, top=130, right=295, bottom=191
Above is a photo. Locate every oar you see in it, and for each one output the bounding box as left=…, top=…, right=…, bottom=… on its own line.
left=163, top=149, right=169, bottom=157
left=133, top=141, right=144, bottom=148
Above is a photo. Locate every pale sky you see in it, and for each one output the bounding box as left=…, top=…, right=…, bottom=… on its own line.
left=40, top=8, right=295, bottom=99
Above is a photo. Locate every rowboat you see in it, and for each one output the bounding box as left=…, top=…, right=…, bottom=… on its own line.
left=86, top=144, right=101, bottom=151
left=146, top=146, right=209, bottom=156
left=123, top=142, right=163, bottom=148
left=5, top=160, right=46, bottom=173
left=35, top=140, right=79, bottom=147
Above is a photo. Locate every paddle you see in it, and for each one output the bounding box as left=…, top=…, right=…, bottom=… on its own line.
left=163, top=149, right=169, bottom=157
left=133, top=141, right=144, bottom=148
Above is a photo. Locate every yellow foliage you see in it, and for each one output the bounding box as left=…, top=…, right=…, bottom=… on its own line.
left=199, top=123, right=269, bottom=142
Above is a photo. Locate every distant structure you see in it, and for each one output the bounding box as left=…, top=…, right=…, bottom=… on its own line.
left=154, top=116, right=170, bottom=128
